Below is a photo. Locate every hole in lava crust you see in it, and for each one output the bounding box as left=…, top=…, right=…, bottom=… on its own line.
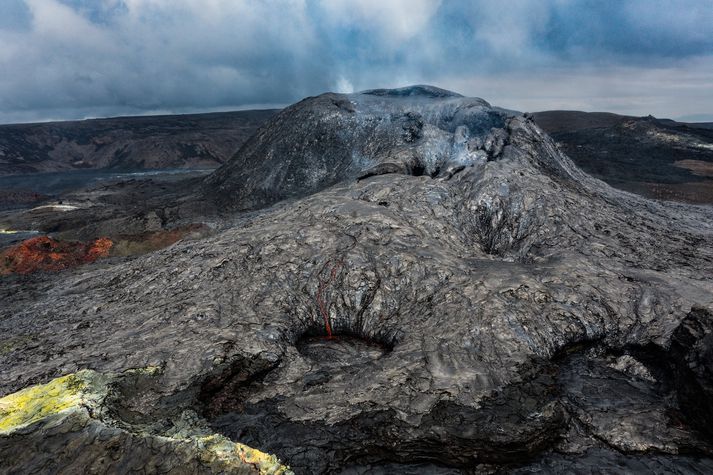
left=410, top=163, right=427, bottom=177
left=292, top=321, right=400, bottom=354
left=296, top=334, right=390, bottom=367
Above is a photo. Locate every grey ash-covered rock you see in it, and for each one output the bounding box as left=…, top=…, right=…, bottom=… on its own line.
left=2, top=86, right=713, bottom=473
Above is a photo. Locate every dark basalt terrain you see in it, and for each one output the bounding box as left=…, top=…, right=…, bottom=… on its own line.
left=533, top=110, right=713, bottom=203
left=0, top=109, right=277, bottom=175
left=2, top=86, right=713, bottom=474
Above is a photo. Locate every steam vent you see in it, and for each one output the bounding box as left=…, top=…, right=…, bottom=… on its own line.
left=3, top=86, right=713, bottom=473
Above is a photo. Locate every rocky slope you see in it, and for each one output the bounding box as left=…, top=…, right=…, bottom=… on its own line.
left=533, top=110, right=713, bottom=203
left=0, top=110, right=277, bottom=176
left=2, top=86, right=713, bottom=473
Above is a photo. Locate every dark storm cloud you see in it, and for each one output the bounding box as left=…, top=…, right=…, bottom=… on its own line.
left=0, top=0, right=712, bottom=123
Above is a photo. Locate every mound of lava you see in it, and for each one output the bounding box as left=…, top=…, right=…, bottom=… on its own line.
left=0, top=236, right=112, bottom=275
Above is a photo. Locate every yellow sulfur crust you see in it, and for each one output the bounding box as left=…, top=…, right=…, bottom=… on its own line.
left=0, top=370, right=292, bottom=474
left=198, top=434, right=292, bottom=474
left=0, top=372, right=89, bottom=433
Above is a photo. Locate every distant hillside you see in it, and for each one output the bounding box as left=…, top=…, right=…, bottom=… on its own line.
left=533, top=110, right=713, bottom=133
left=0, top=110, right=278, bottom=176
left=533, top=110, right=713, bottom=204
left=531, top=110, right=634, bottom=133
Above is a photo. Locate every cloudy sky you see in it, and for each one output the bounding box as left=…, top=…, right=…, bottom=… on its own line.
left=1, top=0, right=712, bottom=124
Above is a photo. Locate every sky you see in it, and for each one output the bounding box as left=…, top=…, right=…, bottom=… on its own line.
left=0, top=0, right=712, bottom=124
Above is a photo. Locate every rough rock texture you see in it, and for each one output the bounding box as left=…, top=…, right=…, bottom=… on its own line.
left=2, top=86, right=713, bottom=473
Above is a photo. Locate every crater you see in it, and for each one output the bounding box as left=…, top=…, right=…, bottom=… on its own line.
left=297, top=334, right=390, bottom=367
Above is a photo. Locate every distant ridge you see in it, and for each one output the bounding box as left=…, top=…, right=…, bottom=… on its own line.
left=533, top=110, right=713, bottom=133
left=533, top=110, right=713, bottom=203
left=0, top=109, right=278, bottom=176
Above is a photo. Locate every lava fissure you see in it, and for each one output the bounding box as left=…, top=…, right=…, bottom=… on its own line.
left=315, top=259, right=344, bottom=338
